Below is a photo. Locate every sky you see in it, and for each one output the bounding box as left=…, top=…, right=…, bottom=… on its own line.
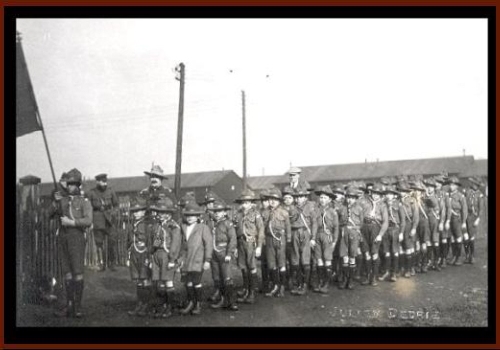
left=15, top=18, right=488, bottom=183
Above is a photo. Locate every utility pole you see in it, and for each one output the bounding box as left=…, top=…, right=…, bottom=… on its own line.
left=174, top=63, right=185, bottom=203
left=242, top=90, right=247, bottom=190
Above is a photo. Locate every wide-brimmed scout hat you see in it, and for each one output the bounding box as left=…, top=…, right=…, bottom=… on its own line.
left=150, top=198, right=176, bottom=212
left=397, top=180, right=411, bottom=193
left=468, top=176, right=482, bottom=187
left=370, top=183, right=385, bottom=194
left=179, top=192, right=196, bottom=208
left=423, top=178, right=437, bottom=188
left=260, top=188, right=270, bottom=200
left=282, top=186, right=294, bottom=196
left=345, top=186, right=361, bottom=198
left=211, top=199, right=231, bottom=211
left=144, top=165, right=167, bottom=179
left=447, top=176, right=462, bottom=186
left=203, top=191, right=218, bottom=204
left=314, top=185, right=334, bottom=197
left=130, top=197, right=147, bottom=212
left=265, top=188, right=282, bottom=200
left=384, top=184, right=399, bottom=195
left=235, top=189, right=258, bottom=202
left=182, top=202, right=205, bottom=216
left=331, top=184, right=346, bottom=196
left=410, top=180, right=426, bottom=192
left=66, top=168, right=83, bottom=185
left=292, top=188, right=310, bottom=197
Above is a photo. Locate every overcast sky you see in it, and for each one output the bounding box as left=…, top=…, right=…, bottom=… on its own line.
left=16, top=18, right=488, bottom=183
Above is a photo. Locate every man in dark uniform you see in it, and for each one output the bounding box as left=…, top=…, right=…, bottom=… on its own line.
left=208, top=200, right=238, bottom=311
left=87, top=173, right=119, bottom=271
left=233, top=189, right=264, bottom=304
left=53, top=168, right=93, bottom=318
left=445, top=176, right=468, bottom=266
left=464, top=177, right=484, bottom=264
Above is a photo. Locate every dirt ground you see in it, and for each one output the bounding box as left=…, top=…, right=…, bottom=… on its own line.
left=17, top=231, right=488, bottom=328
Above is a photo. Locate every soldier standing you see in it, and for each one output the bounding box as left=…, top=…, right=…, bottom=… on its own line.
left=179, top=203, right=213, bottom=316
left=359, top=183, right=388, bottom=286
left=126, top=198, right=152, bottom=317
left=149, top=199, right=182, bottom=318
left=87, top=173, right=119, bottom=271
left=233, top=189, right=264, bottom=304
left=311, top=185, right=339, bottom=294
left=263, top=188, right=291, bottom=297
left=208, top=200, right=238, bottom=311
left=379, top=185, right=405, bottom=282
left=445, top=176, right=468, bottom=266
left=398, top=180, right=419, bottom=278
left=53, top=168, right=93, bottom=318
left=464, top=177, right=484, bottom=264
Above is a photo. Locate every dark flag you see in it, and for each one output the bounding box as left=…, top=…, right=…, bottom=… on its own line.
left=16, top=33, right=42, bottom=137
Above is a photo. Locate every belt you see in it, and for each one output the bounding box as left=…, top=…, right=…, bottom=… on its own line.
left=291, top=226, right=305, bottom=231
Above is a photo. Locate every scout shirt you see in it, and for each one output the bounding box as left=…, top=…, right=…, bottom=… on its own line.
left=447, top=189, right=468, bottom=225
left=234, top=207, right=265, bottom=248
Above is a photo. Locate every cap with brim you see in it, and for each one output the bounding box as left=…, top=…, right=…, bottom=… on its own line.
left=314, top=185, right=334, bottom=197
left=182, top=202, right=205, bottom=216
left=95, top=173, right=107, bottom=181
left=144, top=165, right=167, bottom=179
left=287, top=166, right=302, bottom=174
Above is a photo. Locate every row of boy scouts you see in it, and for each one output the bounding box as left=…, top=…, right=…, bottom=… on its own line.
left=48, top=164, right=486, bottom=319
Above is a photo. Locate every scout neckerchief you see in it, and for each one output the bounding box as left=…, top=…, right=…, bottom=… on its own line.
left=469, top=190, right=478, bottom=215
left=268, top=207, right=281, bottom=242
left=401, top=195, right=412, bottom=222
left=387, top=199, right=397, bottom=225
left=320, top=205, right=333, bottom=243
left=449, top=190, right=461, bottom=217
left=416, top=195, right=428, bottom=220
left=155, top=218, right=170, bottom=253
left=242, top=209, right=255, bottom=243
left=133, top=218, right=147, bottom=253
left=368, top=197, right=382, bottom=225
left=347, top=202, right=357, bottom=227
left=213, top=216, right=227, bottom=253
left=297, top=202, right=312, bottom=236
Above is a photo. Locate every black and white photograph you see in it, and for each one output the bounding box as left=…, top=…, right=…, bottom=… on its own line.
left=12, top=10, right=491, bottom=335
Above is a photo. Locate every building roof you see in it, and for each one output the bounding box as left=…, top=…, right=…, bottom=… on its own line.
left=247, top=175, right=287, bottom=190
left=459, top=158, right=488, bottom=178
left=278, top=156, right=478, bottom=183
left=38, top=170, right=238, bottom=197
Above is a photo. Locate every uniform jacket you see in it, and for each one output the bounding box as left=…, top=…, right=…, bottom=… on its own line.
left=466, top=188, right=484, bottom=217
left=346, top=200, right=364, bottom=227
left=139, top=185, right=177, bottom=211
left=59, top=195, right=93, bottom=234
left=151, top=218, right=182, bottom=262
left=423, top=193, right=445, bottom=224
left=447, top=190, right=468, bottom=224
left=234, top=207, right=265, bottom=248
left=87, top=186, right=119, bottom=230
left=401, top=195, right=419, bottom=231
left=127, top=218, right=149, bottom=253
left=180, top=222, right=213, bottom=272
left=210, top=217, right=237, bottom=258
left=263, top=205, right=292, bottom=243
left=360, top=197, right=389, bottom=237
left=385, top=198, right=406, bottom=232
left=292, top=201, right=319, bottom=241
left=317, top=204, right=339, bottom=243
left=333, top=200, right=349, bottom=227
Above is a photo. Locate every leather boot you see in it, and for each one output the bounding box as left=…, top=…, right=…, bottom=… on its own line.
left=180, top=286, right=195, bottom=315
left=225, top=283, right=239, bottom=311
left=191, top=287, right=203, bottom=315
left=421, top=251, right=428, bottom=273
left=346, top=266, right=355, bottom=290
left=469, top=241, right=475, bottom=264
left=209, top=282, right=221, bottom=302
left=54, top=279, right=74, bottom=317
left=237, top=270, right=248, bottom=298
left=73, top=279, right=84, bottom=318
left=453, top=243, right=463, bottom=266
left=277, top=271, right=287, bottom=297
left=244, top=274, right=257, bottom=304
left=210, top=294, right=225, bottom=309
left=290, top=265, right=300, bottom=295
left=265, top=270, right=279, bottom=297
left=370, top=260, right=379, bottom=286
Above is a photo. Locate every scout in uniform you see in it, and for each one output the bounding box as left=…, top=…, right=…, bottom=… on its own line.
left=149, top=199, right=182, bottom=318
left=410, top=180, right=430, bottom=273
left=464, top=177, right=484, bottom=264
left=140, top=164, right=177, bottom=220
left=87, top=173, right=120, bottom=271
left=208, top=200, right=238, bottom=311
left=445, top=176, right=468, bottom=266
left=259, top=189, right=271, bottom=293
left=290, top=188, right=319, bottom=294
left=179, top=203, right=213, bottom=316
left=359, top=183, right=388, bottom=286
left=233, top=189, right=264, bottom=304
left=398, top=180, right=419, bottom=278
left=281, top=186, right=298, bottom=291
left=201, top=191, right=218, bottom=225
left=379, top=185, right=405, bottom=282
left=53, top=168, right=93, bottom=318
left=287, top=167, right=311, bottom=193
left=311, top=185, right=339, bottom=294
left=126, top=197, right=152, bottom=317
left=434, top=175, right=450, bottom=268
left=422, top=178, right=446, bottom=271
left=263, top=188, right=292, bottom=297
left=338, top=185, right=364, bottom=290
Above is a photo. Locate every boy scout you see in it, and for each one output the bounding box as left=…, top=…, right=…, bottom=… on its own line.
left=411, top=180, right=430, bottom=273
left=434, top=175, right=450, bottom=268
left=208, top=200, right=238, bottom=311
left=281, top=186, right=298, bottom=291
left=126, top=198, right=152, bottom=317
left=464, top=177, right=484, bottom=264
left=150, top=199, right=182, bottom=318
left=338, top=185, right=364, bottom=290
left=291, top=188, right=319, bottom=294
left=53, top=168, right=93, bottom=318
left=179, top=203, right=213, bottom=316
left=398, top=180, right=419, bottom=278
left=422, top=178, right=445, bottom=271
left=360, top=183, right=388, bottom=286
left=263, top=188, right=292, bottom=297
left=233, top=189, right=264, bottom=304
left=87, top=173, right=119, bottom=271
left=312, top=185, right=339, bottom=294
left=445, top=176, right=468, bottom=266
left=259, top=189, right=271, bottom=293
left=379, top=185, right=405, bottom=282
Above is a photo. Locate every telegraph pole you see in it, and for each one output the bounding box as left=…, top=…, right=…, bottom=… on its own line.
left=174, top=63, right=185, bottom=203
left=242, top=90, right=247, bottom=190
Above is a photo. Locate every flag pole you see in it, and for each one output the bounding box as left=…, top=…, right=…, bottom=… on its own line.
left=17, top=32, right=58, bottom=189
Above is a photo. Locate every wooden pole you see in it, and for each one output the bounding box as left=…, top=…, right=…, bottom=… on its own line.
left=174, top=63, right=185, bottom=206
left=242, top=90, right=247, bottom=190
